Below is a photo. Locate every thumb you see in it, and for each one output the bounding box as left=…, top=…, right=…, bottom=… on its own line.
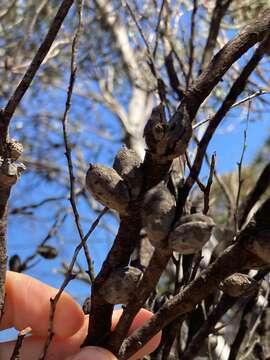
left=69, top=346, right=118, bottom=360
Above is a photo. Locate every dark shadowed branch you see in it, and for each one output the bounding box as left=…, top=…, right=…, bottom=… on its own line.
left=200, top=0, right=233, bottom=73
left=179, top=31, right=270, bottom=210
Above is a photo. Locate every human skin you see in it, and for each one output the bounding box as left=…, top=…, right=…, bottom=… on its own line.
left=0, top=271, right=161, bottom=359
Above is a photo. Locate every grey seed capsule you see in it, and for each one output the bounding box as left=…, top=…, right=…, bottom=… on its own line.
left=85, top=164, right=130, bottom=214
left=7, top=139, right=24, bottom=161
left=168, top=214, right=215, bottom=254
left=218, top=273, right=257, bottom=297
left=0, top=159, right=26, bottom=187
left=113, top=146, right=143, bottom=198
left=37, top=245, right=58, bottom=259
left=143, top=105, right=166, bottom=152
left=142, top=181, right=176, bottom=248
left=99, top=266, right=143, bottom=305
left=82, top=297, right=91, bottom=314
left=9, top=255, right=22, bottom=272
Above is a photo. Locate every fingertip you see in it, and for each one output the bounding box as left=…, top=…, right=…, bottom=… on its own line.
left=3, top=271, right=84, bottom=337
left=54, top=292, right=85, bottom=337
left=112, top=308, right=161, bottom=359
left=129, top=309, right=161, bottom=359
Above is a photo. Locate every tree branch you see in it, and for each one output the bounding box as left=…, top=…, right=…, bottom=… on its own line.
left=178, top=29, right=270, bottom=210
left=200, top=0, right=233, bottom=73
left=118, top=214, right=268, bottom=360
left=1, top=0, right=75, bottom=140
left=183, top=9, right=270, bottom=121
left=83, top=214, right=142, bottom=346
left=0, top=188, right=10, bottom=321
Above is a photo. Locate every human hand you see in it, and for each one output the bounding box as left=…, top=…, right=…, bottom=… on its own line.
left=0, top=271, right=161, bottom=359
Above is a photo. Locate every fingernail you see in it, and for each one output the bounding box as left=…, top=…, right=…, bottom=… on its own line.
left=72, top=346, right=117, bottom=360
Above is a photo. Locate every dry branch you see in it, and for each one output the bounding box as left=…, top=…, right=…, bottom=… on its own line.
left=1, top=0, right=75, bottom=138
left=178, top=29, right=270, bottom=210
left=200, top=0, right=233, bottom=72
left=118, top=230, right=266, bottom=358
left=184, top=9, right=270, bottom=120
left=0, top=0, right=75, bottom=322
left=10, top=327, right=32, bottom=360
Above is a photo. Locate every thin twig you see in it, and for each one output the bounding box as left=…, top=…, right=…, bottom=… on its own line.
left=61, top=0, right=95, bottom=282
left=1, top=0, right=75, bottom=139
left=234, top=100, right=250, bottom=233
left=38, top=207, right=108, bottom=360
left=184, top=152, right=205, bottom=192
left=153, top=0, right=166, bottom=57
left=10, top=327, right=32, bottom=360
left=12, top=212, right=67, bottom=273
left=124, top=1, right=168, bottom=105
left=0, top=188, right=10, bottom=323
left=193, top=134, right=234, bottom=221
left=192, top=89, right=269, bottom=131
left=125, top=1, right=152, bottom=60
left=186, top=0, right=198, bottom=88
left=165, top=51, right=184, bottom=100
left=203, top=153, right=216, bottom=214
left=9, top=195, right=68, bottom=215
left=232, top=89, right=269, bottom=108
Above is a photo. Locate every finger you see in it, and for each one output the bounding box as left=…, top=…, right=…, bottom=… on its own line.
left=111, top=309, right=161, bottom=360
left=1, top=271, right=84, bottom=337
left=0, top=309, right=161, bottom=360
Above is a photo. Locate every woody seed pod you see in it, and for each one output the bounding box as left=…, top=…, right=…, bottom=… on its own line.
left=142, top=181, right=176, bottom=248
left=99, top=266, right=143, bottom=305
left=168, top=213, right=215, bottom=254
left=218, top=273, right=257, bottom=297
left=113, top=146, right=143, bottom=198
left=7, top=139, right=24, bottom=161
left=143, top=104, right=166, bottom=153
left=85, top=164, right=130, bottom=214
left=0, top=159, right=26, bottom=187
left=82, top=297, right=91, bottom=314
left=9, top=255, right=22, bottom=272
left=37, top=245, right=58, bottom=259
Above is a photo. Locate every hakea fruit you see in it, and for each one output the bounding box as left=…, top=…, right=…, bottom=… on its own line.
left=82, top=297, right=91, bottom=314
left=99, top=266, right=143, bottom=305
left=218, top=273, right=257, bottom=297
left=9, top=255, right=22, bottom=273
left=0, top=158, right=26, bottom=187
left=113, top=146, right=143, bottom=198
left=7, top=139, right=24, bottom=161
left=142, top=181, right=176, bottom=248
left=143, top=104, right=192, bottom=159
left=85, top=164, right=130, bottom=214
left=37, top=245, right=58, bottom=259
left=168, top=213, right=215, bottom=254
left=143, top=104, right=167, bottom=154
